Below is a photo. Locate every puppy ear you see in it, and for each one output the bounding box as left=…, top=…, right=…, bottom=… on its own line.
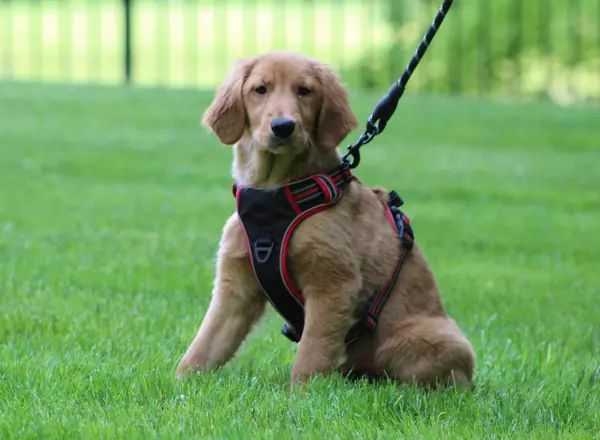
left=201, top=58, right=256, bottom=145
left=314, top=63, right=359, bottom=149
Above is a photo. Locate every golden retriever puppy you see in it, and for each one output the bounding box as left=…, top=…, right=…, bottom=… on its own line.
left=176, top=51, right=475, bottom=390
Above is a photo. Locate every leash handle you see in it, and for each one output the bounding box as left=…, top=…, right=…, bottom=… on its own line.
left=342, top=0, right=454, bottom=169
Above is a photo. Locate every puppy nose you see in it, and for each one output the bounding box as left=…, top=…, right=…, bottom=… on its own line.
left=270, top=118, right=296, bottom=139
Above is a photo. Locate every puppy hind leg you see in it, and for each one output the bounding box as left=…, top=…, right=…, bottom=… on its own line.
left=376, top=316, right=476, bottom=389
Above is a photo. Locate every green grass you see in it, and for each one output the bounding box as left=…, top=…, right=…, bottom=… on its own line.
left=1, top=80, right=599, bottom=438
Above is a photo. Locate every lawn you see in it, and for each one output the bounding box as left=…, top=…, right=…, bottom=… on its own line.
left=0, top=80, right=599, bottom=438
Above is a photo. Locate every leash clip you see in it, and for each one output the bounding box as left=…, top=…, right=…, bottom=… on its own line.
left=341, top=122, right=380, bottom=170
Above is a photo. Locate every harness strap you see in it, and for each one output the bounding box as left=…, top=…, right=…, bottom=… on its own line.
left=282, top=191, right=414, bottom=345
left=234, top=165, right=354, bottom=341
left=343, top=200, right=414, bottom=345
left=233, top=167, right=352, bottom=203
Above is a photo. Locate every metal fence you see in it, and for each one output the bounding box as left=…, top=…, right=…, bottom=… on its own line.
left=1, top=0, right=599, bottom=103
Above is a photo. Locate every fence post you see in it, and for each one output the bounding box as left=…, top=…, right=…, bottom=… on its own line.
left=123, top=0, right=132, bottom=83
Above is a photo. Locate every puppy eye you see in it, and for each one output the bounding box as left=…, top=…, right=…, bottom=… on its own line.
left=254, top=85, right=267, bottom=95
left=298, top=86, right=311, bottom=96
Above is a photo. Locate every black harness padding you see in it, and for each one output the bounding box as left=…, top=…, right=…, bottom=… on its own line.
left=233, top=165, right=414, bottom=345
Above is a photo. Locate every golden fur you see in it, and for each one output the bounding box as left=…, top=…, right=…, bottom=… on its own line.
left=176, top=51, right=475, bottom=390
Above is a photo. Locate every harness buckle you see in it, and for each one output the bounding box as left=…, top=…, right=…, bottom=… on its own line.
left=281, top=322, right=301, bottom=342
left=253, top=238, right=274, bottom=264
left=388, top=205, right=405, bottom=238
left=388, top=190, right=404, bottom=207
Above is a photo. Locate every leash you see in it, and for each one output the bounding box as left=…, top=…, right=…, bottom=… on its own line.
left=341, top=0, right=454, bottom=169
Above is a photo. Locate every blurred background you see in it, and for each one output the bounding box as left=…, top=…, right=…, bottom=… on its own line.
left=1, top=0, right=599, bottom=105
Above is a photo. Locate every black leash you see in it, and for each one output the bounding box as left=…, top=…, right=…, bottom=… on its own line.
left=341, top=0, right=454, bottom=169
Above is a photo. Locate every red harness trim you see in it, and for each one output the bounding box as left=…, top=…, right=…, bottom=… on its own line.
left=314, top=176, right=333, bottom=203
left=293, top=186, right=319, bottom=200
left=279, top=203, right=338, bottom=306
left=368, top=204, right=411, bottom=316
left=284, top=186, right=302, bottom=216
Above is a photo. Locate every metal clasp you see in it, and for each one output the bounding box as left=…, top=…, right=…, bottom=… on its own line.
left=253, top=238, right=274, bottom=264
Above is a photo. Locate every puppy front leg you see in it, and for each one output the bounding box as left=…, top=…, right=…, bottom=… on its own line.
left=290, top=280, right=359, bottom=389
left=176, top=256, right=266, bottom=379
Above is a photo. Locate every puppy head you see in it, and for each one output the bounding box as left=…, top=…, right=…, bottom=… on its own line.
left=202, top=51, right=358, bottom=153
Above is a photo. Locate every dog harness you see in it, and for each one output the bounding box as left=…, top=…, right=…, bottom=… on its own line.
left=233, top=165, right=414, bottom=345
